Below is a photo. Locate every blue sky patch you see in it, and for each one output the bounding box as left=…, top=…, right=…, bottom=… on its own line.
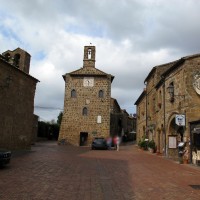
left=34, top=51, right=46, bottom=60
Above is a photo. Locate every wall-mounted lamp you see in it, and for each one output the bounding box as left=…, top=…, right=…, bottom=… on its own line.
left=167, top=84, right=185, bottom=102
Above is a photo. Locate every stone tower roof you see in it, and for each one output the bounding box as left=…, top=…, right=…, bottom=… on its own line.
left=63, top=45, right=114, bottom=82
left=63, top=66, right=115, bottom=82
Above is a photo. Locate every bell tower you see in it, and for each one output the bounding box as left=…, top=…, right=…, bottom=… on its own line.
left=2, top=48, right=31, bottom=74
left=83, top=46, right=96, bottom=68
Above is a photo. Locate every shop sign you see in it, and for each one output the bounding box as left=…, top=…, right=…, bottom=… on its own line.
left=175, top=115, right=185, bottom=126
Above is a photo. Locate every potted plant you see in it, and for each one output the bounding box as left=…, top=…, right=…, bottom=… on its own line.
left=148, top=140, right=156, bottom=153
left=139, top=140, right=146, bottom=150
left=183, top=146, right=189, bottom=164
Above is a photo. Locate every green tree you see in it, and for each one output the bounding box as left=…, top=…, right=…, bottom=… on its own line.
left=57, top=111, right=63, bottom=126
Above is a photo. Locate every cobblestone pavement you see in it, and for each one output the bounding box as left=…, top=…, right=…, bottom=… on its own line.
left=0, top=141, right=200, bottom=200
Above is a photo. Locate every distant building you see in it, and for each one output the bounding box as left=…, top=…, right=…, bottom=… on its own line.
left=135, top=54, right=200, bottom=163
left=110, top=98, right=122, bottom=137
left=0, top=48, right=39, bottom=150
left=134, top=89, right=146, bottom=142
left=110, top=99, right=136, bottom=140
left=58, top=46, right=133, bottom=146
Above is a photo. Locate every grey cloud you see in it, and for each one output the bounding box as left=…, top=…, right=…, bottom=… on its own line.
left=1, top=0, right=200, bottom=121
left=112, top=69, right=147, bottom=90
left=3, top=0, right=200, bottom=54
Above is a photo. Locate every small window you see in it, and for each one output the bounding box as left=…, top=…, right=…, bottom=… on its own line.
left=169, top=82, right=174, bottom=95
left=159, top=90, right=162, bottom=100
left=83, top=107, right=88, bottom=116
left=99, top=90, right=104, bottom=98
left=71, top=89, right=77, bottom=98
left=153, top=98, right=155, bottom=113
left=13, top=54, right=20, bottom=67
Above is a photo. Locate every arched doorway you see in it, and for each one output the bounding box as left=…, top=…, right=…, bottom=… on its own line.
left=190, top=120, right=200, bottom=165
left=167, top=115, right=185, bottom=159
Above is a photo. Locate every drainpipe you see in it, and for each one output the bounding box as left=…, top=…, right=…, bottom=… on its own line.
left=163, top=76, right=167, bottom=156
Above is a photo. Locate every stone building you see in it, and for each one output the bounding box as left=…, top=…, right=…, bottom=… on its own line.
left=0, top=48, right=39, bottom=150
left=58, top=46, right=115, bottom=146
left=110, top=98, right=136, bottom=140
left=135, top=53, right=200, bottom=163
left=58, top=46, right=135, bottom=146
left=134, top=89, right=146, bottom=142
left=110, top=98, right=122, bottom=138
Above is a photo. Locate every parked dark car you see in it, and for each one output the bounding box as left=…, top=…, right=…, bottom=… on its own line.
left=91, top=138, right=108, bottom=150
left=0, top=149, right=11, bottom=166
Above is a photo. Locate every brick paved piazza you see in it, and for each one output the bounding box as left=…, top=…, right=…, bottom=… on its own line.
left=1, top=141, right=200, bottom=200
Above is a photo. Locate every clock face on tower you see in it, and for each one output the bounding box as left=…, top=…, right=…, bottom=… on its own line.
left=83, top=77, right=94, bottom=87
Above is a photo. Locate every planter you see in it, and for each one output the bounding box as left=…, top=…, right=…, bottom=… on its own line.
left=148, top=140, right=156, bottom=153
left=148, top=147, right=154, bottom=153
left=183, top=159, right=188, bottom=164
left=149, top=148, right=154, bottom=153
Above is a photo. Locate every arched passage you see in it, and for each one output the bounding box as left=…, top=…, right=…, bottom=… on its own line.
left=166, top=113, right=185, bottom=159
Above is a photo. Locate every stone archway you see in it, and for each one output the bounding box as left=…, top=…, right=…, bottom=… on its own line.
left=166, top=113, right=185, bottom=159
left=167, top=116, right=178, bottom=159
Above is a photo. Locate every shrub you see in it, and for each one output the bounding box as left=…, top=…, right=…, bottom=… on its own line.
left=148, top=140, right=156, bottom=150
left=140, top=140, right=148, bottom=150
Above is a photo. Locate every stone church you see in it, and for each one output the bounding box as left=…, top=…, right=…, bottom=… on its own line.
left=58, top=46, right=115, bottom=146
left=0, top=48, right=39, bottom=150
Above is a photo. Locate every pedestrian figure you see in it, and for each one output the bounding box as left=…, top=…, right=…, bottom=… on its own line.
left=114, top=136, right=120, bottom=151
left=106, top=137, right=112, bottom=150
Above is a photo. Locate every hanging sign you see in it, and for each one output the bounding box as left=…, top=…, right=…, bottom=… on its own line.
left=175, top=115, right=185, bottom=126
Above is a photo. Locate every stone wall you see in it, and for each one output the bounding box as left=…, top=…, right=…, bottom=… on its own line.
left=135, top=90, right=146, bottom=143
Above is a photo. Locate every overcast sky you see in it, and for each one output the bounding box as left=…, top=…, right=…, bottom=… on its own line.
left=1, top=0, right=200, bottom=121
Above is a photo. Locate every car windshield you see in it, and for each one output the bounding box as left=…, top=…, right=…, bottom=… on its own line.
left=94, top=138, right=105, bottom=143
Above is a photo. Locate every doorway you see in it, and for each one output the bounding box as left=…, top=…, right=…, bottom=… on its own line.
left=190, top=120, right=200, bottom=165
left=80, top=132, right=88, bottom=146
